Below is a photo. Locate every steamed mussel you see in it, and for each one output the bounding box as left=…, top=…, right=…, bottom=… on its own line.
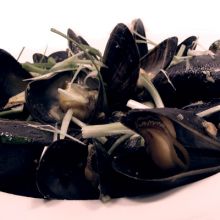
left=153, top=54, right=220, bottom=107
left=0, top=49, right=32, bottom=108
left=100, top=23, right=140, bottom=111
left=26, top=68, right=101, bottom=124
left=88, top=108, right=220, bottom=198
left=36, top=139, right=99, bottom=199
left=0, top=19, right=220, bottom=201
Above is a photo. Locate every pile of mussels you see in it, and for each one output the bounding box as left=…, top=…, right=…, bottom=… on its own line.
left=1, top=19, right=220, bottom=201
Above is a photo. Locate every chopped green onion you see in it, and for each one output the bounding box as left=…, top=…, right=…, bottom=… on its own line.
left=71, top=116, right=107, bottom=144
left=0, top=105, right=23, bottom=117
left=196, top=105, right=220, bottom=117
left=60, top=108, right=74, bottom=139
left=138, top=71, right=164, bottom=108
left=17, top=46, right=25, bottom=61
left=126, top=99, right=152, bottom=109
left=82, top=122, right=135, bottom=138
left=27, top=124, right=85, bottom=145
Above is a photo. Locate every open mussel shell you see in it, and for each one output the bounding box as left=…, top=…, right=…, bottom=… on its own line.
left=209, top=39, right=220, bottom=54
left=48, top=51, right=69, bottom=63
left=0, top=119, right=53, bottom=197
left=26, top=71, right=73, bottom=124
left=0, top=49, right=32, bottom=108
left=176, top=36, right=197, bottom=56
left=33, top=51, right=68, bottom=63
left=103, top=108, right=220, bottom=193
left=100, top=23, right=140, bottom=111
left=141, top=37, right=178, bottom=78
left=91, top=136, right=220, bottom=198
left=36, top=139, right=99, bottom=199
left=130, top=18, right=148, bottom=67
left=67, top=28, right=89, bottom=56
left=26, top=68, right=101, bottom=124
left=153, top=54, right=220, bottom=107
left=32, top=53, right=48, bottom=63
left=122, top=108, right=220, bottom=151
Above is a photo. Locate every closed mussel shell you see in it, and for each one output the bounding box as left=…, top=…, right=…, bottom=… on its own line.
left=130, top=18, right=148, bottom=67
left=100, top=23, right=140, bottom=111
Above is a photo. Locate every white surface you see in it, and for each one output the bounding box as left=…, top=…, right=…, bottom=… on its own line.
left=1, top=1, right=220, bottom=219
left=1, top=0, right=220, bottom=61
left=0, top=173, right=220, bottom=220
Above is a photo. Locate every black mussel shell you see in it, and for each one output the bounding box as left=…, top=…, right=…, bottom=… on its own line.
left=33, top=51, right=68, bottom=63
left=209, top=40, right=220, bottom=54
left=67, top=28, right=89, bottom=55
left=36, top=139, right=99, bottom=199
left=78, top=35, right=89, bottom=46
left=130, top=19, right=148, bottom=67
left=26, top=69, right=100, bottom=124
left=33, top=53, right=48, bottom=63
left=26, top=71, right=74, bottom=124
left=153, top=54, right=220, bottom=107
left=108, top=108, right=220, bottom=192
left=67, top=28, right=81, bottom=54
left=176, top=36, right=197, bottom=56
left=0, top=119, right=53, bottom=145
left=140, top=37, right=178, bottom=78
left=0, top=119, right=53, bottom=197
left=48, top=51, right=69, bottom=63
left=122, top=108, right=220, bottom=151
left=94, top=136, right=220, bottom=198
left=0, top=49, right=32, bottom=108
left=100, top=23, right=140, bottom=111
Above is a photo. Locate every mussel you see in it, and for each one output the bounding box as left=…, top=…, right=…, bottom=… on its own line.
left=130, top=18, right=148, bottom=68
left=33, top=51, right=69, bottom=63
left=153, top=54, right=220, bottom=107
left=0, top=49, right=32, bottom=108
left=92, top=108, right=220, bottom=198
left=36, top=139, right=99, bottom=199
left=120, top=108, right=220, bottom=175
left=100, top=23, right=140, bottom=111
left=67, top=28, right=89, bottom=57
left=1, top=20, right=220, bottom=201
left=140, top=37, right=178, bottom=78
left=176, top=36, right=197, bottom=56
left=0, top=119, right=53, bottom=197
left=209, top=39, right=220, bottom=54
left=26, top=68, right=101, bottom=124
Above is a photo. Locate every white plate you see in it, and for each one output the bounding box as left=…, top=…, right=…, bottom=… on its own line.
left=0, top=173, right=220, bottom=220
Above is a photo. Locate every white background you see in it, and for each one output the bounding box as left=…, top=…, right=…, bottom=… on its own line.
left=1, top=0, right=220, bottom=219
left=1, top=0, right=220, bottom=61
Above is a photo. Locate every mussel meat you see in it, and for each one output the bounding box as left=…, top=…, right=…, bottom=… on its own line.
left=93, top=108, right=220, bottom=197
left=26, top=69, right=100, bottom=124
